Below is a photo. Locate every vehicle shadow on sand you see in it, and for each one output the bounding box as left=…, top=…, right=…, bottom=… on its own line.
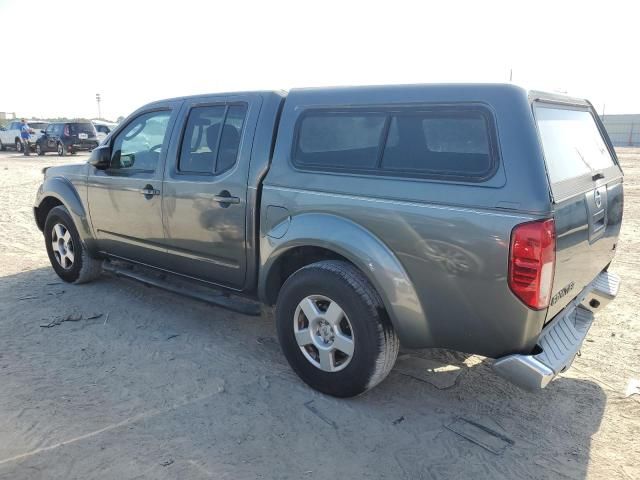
left=0, top=267, right=606, bottom=480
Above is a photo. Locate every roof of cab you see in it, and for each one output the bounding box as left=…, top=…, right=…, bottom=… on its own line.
left=141, top=83, right=592, bottom=113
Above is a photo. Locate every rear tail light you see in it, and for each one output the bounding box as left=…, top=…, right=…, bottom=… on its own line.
left=508, top=219, right=556, bottom=310
left=63, top=125, right=70, bottom=136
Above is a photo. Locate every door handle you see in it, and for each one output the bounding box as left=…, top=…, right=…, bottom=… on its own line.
left=140, top=184, right=160, bottom=198
left=212, top=190, right=240, bottom=206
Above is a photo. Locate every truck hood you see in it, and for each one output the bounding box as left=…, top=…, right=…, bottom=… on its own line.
left=44, top=162, right=89, bottom=179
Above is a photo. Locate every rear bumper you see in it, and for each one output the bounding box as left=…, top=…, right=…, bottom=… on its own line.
left=492, top=271, right=620, bottom=391
left=68, top=143, right=98, bottom=151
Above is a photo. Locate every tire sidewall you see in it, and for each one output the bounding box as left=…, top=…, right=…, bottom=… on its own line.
left=15, top=139, right=22, bottom=152
left=57, top=143, right=65, bottom=156
left=276, top=264, right=385, bottom=397
left=36, top=143, right=43, bottom=156
left=44, top=206, right=84, bottom=283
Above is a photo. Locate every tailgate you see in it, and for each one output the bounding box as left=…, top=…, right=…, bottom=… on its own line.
left=534, top=103, right=624, bottom=320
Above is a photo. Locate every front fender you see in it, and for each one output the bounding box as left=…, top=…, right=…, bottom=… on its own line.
left=35, top=175, right=96, bottom=251
left=259, top=213, right=430, bottom=347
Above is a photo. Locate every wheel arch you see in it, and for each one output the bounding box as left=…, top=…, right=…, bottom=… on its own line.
left=259, top=213, right=430, bottom=347
left=34, top=177, right=96, bottom=251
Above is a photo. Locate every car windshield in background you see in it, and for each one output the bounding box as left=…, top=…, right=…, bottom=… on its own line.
left=29, top=123, right=48, bottom=130
left=535, top=106, right=615, bottom=183
left=69, top=123, right=96, bottom=135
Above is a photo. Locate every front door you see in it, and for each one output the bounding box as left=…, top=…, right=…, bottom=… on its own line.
left=161, top=95, right=260, bottom=289
left=87, top=104, right=181, bottom=266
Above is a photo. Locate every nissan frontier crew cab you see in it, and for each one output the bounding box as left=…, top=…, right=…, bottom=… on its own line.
left=34, top=84, right=623, bottom=397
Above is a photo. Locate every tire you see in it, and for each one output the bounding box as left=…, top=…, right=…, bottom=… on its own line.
left=276, top=260, right=399, bottom=397
left=36, top=143, right=45, bottom=156
left=0, top=140, right=5, bottom=151
left=57, top=142, right=66, bottom=156
left=44, top=206, right=102, bottom=284
left=15, top=139, right=22, bottom=152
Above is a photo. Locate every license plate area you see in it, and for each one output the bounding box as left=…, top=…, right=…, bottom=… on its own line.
left=78, top=133, right=88, bottom=140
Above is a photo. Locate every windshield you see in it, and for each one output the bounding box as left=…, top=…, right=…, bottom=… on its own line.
left=29, top=122, right=48, bottom=130
left=535, top=105, right=615, bottom=183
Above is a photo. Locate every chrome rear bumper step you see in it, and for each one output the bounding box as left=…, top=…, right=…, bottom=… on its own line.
left=493, top=271, right=619, bottom=391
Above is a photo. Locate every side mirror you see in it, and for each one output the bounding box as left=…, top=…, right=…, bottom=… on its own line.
left=88, top=145, right=111, bottom=170
left=41, top=130, right=46, bottom=134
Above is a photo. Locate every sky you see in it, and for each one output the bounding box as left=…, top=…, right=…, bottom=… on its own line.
left=0, top=0, right=638, bottom=121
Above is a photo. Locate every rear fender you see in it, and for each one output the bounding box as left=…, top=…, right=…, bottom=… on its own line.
left=260, top=213, right=430, bottom=346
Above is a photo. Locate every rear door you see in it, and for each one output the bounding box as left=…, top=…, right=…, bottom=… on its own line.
left=68, top=123, right=98, bottom=148
left=47, top=124, right=61, bottom=151
left=42, top=124, right=55, bottom=151
left=534, top=103, right=624, bottom=319
left=87, top=103, right=181, bottom=266
left=161, top=94, right=260, bottom=290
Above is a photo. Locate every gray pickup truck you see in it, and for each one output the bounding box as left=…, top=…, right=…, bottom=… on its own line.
left=34, top=84, right=623, bottom=397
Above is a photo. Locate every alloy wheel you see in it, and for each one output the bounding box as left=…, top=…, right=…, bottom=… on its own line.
left=293, top=295, right=355, bottom=372
left=51, top=223, right=74, bottom=269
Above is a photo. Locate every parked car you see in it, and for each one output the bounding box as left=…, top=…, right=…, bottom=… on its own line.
left=35, top=121, right=99, bottom=156
left=92, top=121, right=117, bottom=143
left=0, top=120, right=49, bottom=152
left=33, top=84, right=623, bottom=397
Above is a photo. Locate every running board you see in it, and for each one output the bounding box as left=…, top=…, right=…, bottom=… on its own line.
left=102, top=261, right=261, bottom=316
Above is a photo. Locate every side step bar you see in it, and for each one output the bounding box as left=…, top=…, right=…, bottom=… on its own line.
left=492, top=271, right=620, bottom=391
left=102, top=261, right=262, bottom=316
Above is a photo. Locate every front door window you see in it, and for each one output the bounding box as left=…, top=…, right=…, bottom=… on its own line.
left=111, top=111, right=171, bottom=172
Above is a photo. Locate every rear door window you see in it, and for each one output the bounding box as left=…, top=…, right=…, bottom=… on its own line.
left=178, top=104, right=247, bottom=175
left=535, top=106, right=616, bottom=183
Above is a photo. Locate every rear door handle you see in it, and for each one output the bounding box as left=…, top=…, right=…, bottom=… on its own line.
left=212, top=190, right=240, bottom=206
left=140, top=184, right=160, bottom=197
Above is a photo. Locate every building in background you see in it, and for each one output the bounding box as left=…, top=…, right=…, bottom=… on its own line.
left=0, top=112, right=16, bottom=121
left=601, top=114, right=640, bottom=147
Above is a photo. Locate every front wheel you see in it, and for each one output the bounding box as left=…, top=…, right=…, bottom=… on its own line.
left=15, top=139, right=22, bottom=152
left=36, top=143, right=45, bottom=156
left=57, top=142, right=66, bottom=156
left=44, top=206, right=102, bottom=284
left=276, top=260, right=399, bottom=397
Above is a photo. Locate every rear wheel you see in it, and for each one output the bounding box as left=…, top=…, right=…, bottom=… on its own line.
left=276, top=260, right=399, bottom=397
left=44, top=206, right=102, bottom=284
left=57, top=142, right=66, bottom=156
left=15, top=139, right=22, bottom=152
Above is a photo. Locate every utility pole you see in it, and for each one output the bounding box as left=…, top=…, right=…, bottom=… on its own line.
left=509, top=68, right=513, bottom=82
left=95, top=93, right=102, bottom=120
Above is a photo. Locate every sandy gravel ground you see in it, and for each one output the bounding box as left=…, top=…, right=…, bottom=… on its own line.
left=0, top=149, right=638, bottom=480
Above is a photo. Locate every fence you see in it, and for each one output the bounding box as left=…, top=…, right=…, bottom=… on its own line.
left=601, top=116, right=640, bottom=147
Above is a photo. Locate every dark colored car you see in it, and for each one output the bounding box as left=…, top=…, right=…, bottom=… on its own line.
left=34, top=85, right=623, bottom=397
left=36, top=122, right=99, bottom=156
